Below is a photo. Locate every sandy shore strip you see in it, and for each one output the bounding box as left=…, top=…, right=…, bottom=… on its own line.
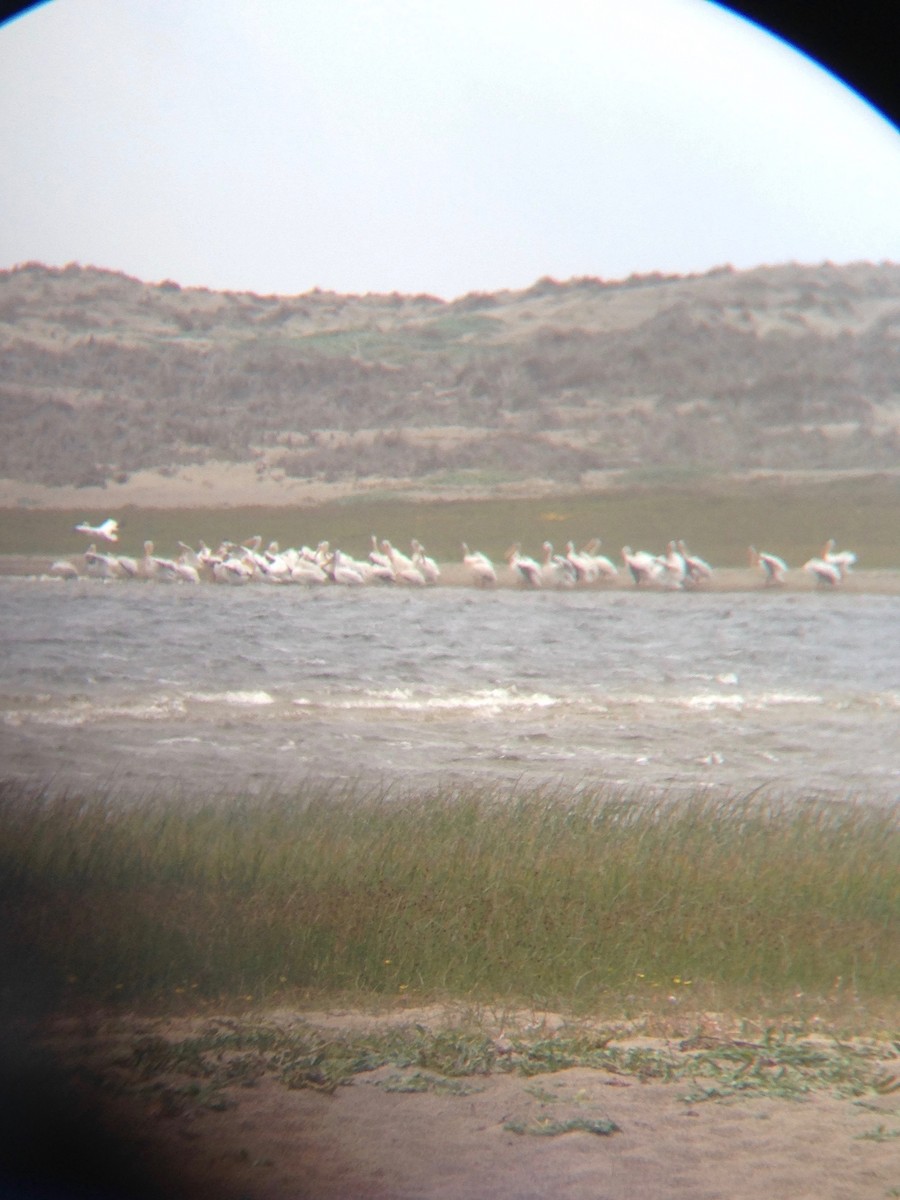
left=3, top=463, right=900, bottom=512
left=3, top=554, right=900, bottom=593
left=18, top=1005, right=900, bottom=1200
left=0, top=465, right=608, bottom=510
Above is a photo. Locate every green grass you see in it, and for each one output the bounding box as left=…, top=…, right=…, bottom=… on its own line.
left=1, top=780, right=897, bottom=1021
left=3, top=473, right=898, bottom=564
left=503, top=1116, right=620, bottom=1136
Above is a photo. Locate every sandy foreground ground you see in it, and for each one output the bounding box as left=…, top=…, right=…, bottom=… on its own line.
left=10, top=1005, right=898, bottom=1200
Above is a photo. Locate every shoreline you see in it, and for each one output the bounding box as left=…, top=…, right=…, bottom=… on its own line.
left=2, top=555, right=899, bottom=593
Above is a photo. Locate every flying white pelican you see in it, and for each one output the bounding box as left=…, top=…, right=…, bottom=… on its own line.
left=804, top=556, right=843, bottom=586
left=75, top=518, right=119, bottom=543
left=749, top=546, right=788, bottom=586
left=507, top=544, right=543, bottom=587
left=822, top=538, right=857, bottom=572
left=461, top=543, right=497, bottom=587
left=622, top=546, right=665, bottom=586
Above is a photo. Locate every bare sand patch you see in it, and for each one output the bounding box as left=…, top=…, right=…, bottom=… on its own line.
left=0, top=463, right=580, bottom=511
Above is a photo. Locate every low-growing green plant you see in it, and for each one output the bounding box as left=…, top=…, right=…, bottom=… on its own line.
left=376, top=1071, right=484, bottom=1095
left=503, top=1116, right=620, bottom=1136
left=854, top=1125, right=900, bottom=1142
left=59, top=1017, right=898, bottom=1116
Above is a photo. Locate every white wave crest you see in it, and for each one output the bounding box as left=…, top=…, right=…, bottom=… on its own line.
left=188, top=690, right=275, bottom=706
left=316, top=687, right=561, bottom=715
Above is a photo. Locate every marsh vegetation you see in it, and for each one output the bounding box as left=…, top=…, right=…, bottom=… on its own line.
left=2, top=469, right=899, bottom=567
left=2, top=781, right=896, bottom=1026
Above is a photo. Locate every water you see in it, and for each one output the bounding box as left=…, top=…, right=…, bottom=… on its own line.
left=1, top=577, right=898, bottom=803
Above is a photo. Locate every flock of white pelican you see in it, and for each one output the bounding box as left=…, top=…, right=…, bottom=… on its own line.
left=46, top=519, right=858, bottom=589
left=750, top=538, right=857, bottom=587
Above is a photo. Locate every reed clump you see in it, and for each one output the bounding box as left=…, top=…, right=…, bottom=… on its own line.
left=0, top=779, right=896, bottom=1014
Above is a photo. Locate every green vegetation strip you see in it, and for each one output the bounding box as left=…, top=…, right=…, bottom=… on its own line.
left=3, top=472, right=899, bottom=565
left=59, top=1019, right=900, bottom=1117
left=503, top=1117, right=621, bottom=1136
left=1, top=780, right=897, bottom=1017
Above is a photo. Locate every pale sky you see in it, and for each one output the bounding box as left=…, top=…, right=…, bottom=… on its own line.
left=1, top=0, right=898, bottom=299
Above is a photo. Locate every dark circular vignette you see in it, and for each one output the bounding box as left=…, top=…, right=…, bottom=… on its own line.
left=722, top=1, right=900, bottom=131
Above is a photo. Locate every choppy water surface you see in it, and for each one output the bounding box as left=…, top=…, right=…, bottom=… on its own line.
left=1, top=578, right=898, bottom=804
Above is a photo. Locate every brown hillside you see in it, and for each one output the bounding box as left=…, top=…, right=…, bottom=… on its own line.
left=1, top=260, right=898, bottom=494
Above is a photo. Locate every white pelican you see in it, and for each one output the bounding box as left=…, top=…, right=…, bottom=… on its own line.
left=289, top=557, right=329, bottom=585
left=461, top=543, right=497, bottom=587
left=212, top=554, right=253, bottom=584
left=622, top=546, right=664, bottom=586
left=507, top=544, right=543, bottom=588
left=577, top=538, right=619, bottom=580
left=382, top=540, right=425, bottom=584
left=369, top=535, right=395, bottom=574
left=541, top=542, right=577, bottom=588
left=338, top=552, right=390, bottom=584
left=141, top=540, right=182, bottom=582
left=113, top=552, right=140, bottom=579
left=173, top=553, right=201, bottom=584
left=661, top=541, right=689, bottom=589
left=411, top=539, right=441, bottom=584
left=179, top=542, right=215, bottom=581
left=250, top=543, right=291, bottom=583
left=822, top=538, right=857, bottom=572
left=749, top=546, right=788, bottom=586
left=239, top=538, right=271, bottom=575
left=381, top=539, right=414, bottom=571
left=49, top=559, right=79, bottom=580
left=676, top=540, right=713, bottom=585
left=328, top=549, right=366, bottom=586
left=393, top=560, right=427, bottom=586
left=804, top=556, right=843, bottom=586
left=83, top=545, right=124, bottom=579
left=75, top=517, right=119, bottom=543
left=262, top=558, right=293, bottom=583
left=564, top=541, right=597, bottom=583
